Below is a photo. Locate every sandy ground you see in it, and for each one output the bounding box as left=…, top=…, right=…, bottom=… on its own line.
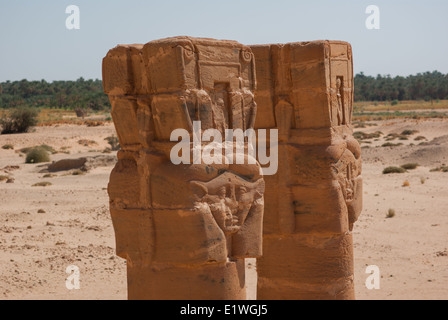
left=0, top=120, right=447, bottom=300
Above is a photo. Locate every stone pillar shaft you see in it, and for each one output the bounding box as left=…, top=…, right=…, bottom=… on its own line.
left=251, top=41, right=362, bottom=300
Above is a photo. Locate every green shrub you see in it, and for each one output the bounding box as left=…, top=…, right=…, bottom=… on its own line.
left=401, top=163, right=419, bottom=170
left=383, top=166, right=406, bottom=174
left=391, top=100, right=399, bottom=106
left=2, top=144, right=14, bottom=150
left=0, top=107, right=39, bottom=134
left=25, top=147, right=50, bottom=164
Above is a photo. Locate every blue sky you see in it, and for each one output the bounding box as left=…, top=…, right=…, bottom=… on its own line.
left=0, top=0, right=447, bottom=82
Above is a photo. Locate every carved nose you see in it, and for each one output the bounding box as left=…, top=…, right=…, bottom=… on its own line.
left=229, top=185, right=236, bottom=201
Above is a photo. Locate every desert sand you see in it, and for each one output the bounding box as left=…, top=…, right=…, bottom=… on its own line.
left=0, top=118, right=447, bottom=300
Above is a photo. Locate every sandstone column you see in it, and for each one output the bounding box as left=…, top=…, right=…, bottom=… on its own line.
left=103, top=37, right=264, bottom=300
left=251, top=41, right=362, bottom=300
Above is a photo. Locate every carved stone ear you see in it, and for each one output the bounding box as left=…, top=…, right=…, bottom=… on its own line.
left=190, top=181, right=208, bottom=199
left=254, top=179, right=265, bottom=194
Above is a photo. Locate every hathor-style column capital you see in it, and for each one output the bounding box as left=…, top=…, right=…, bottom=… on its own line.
left=103, top=37, right=264, bottom=300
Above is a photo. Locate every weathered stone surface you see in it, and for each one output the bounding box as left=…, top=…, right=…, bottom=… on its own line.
left=251, top=41, right=362, bottom=300
left=103, top=37, right=264, bottom=300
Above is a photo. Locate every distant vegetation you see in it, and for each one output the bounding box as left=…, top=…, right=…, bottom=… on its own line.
left=355, top=71, right=448, bottom=102
left=0, top=78, right=110, bottom=111
left=0, top=71, right=447, bottom=112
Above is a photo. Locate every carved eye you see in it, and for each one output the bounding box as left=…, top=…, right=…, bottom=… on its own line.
left=238, top=186, right=247, bottom=196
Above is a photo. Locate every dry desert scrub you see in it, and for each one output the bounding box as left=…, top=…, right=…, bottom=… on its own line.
left=387, top=209, right=396, bottom=218
left=32, top=182, right=52, bottom=187
left=2, top=144, right=14, bottom=150
left=0, top=107, right=38, bottom=134
left=401, top=163, right=419, bottom=170
left=401, top=130, right=419, bottom=136
left=382, top=142, right=404, bottom=147
left=104, top=135, right=120, bottom=151
left=430, top=166, right=448, bottom=172
left=383, top=166, right=406, bottom=174
left=0, top=175, right=10, bottom=182
left=78, top=140, right=98, bottom=147
left=353, top=131, right=383, bottom=141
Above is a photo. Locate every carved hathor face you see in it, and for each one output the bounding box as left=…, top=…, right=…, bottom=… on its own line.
left=191, top=172, right=264, bottom=235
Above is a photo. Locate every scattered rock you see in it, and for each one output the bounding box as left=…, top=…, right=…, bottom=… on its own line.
left=2, top=165, right=20, bottom=172
left=83, top=155, right=117, bottom=171
left=48, top=158, right=87, bottom=172
left=87, top=226, right=102, bottom=231
left=436, top=250, right=447, bottom=257
left=78, top=139, right=98, bottom=147
left=38, top=209, right=46, bottom=214
left=45, top=155, right=117, bottom=173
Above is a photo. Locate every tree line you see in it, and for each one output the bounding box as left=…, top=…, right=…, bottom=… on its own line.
left=354, top=71, right=448, bottom=102
left=0, top=78, right=110, bottom=111
left=1, top=72, right=448, bottom=110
